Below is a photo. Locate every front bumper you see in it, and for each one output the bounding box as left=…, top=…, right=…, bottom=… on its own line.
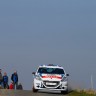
left=33, top=79, right=68, bottom=91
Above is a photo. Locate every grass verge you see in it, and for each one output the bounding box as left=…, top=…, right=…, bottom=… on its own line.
left=68, top=90, right=96, bottom=96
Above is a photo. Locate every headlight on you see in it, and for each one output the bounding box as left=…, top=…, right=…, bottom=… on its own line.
left=35, top=75, right=42, bottom=80
left=61, top=77, right=68, bottom=81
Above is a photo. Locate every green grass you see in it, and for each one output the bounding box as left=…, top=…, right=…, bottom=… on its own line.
left=68, top=90, right=96, bottom=96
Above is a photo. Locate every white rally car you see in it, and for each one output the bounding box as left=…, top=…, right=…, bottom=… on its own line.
left=32, top=64, right=69, bottom=94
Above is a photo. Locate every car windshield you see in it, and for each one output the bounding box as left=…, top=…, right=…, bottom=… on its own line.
left=38, top=67, right=64, bottom=74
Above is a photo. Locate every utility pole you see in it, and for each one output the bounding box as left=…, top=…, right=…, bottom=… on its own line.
left=91, top=75, right=93, bottom=90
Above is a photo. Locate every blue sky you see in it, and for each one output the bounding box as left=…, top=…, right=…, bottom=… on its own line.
left=0, top=0, right=96, bottom=90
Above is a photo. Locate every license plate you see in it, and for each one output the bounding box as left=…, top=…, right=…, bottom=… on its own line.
left=46, top=82, right=56, bottom=85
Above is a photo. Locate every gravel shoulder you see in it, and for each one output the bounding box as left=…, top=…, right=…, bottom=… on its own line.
left=0, top=89, right=68, bottom=96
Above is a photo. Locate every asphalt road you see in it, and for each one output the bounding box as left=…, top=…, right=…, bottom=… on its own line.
left=0, top=89, right=68, bottom=96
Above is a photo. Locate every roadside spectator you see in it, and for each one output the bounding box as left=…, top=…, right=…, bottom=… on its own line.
left=0, top=69, right=3, bottom=87
left=3, top=72, right=8, bottom=89
left=9, top=82, right=14, bottom=89
left=11, top=71, right=18, bottom=89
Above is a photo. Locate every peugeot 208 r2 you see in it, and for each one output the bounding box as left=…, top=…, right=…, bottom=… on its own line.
left=32, top=64, right=69, bottom=94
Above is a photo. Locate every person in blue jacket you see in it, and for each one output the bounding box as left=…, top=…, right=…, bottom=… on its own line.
left=3, top=72, right=8, bottom=89
left=11, top=71, right=18, bottom=89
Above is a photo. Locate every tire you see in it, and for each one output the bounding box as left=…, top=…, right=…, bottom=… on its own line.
left=32, top=86, right=38, bottom=92
left=61, top=90, right=68, bottom=94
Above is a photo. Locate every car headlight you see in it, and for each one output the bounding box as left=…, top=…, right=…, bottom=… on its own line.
left=61, top=77, right=68, bottom=81
left=35, top=75, right=42, bottom=80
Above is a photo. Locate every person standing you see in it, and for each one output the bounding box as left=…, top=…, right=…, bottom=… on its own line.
left=11, top=71, right=18, bottom=89
left=3, top=72, right=8, bottom=89
left=0, top=69, right=3, bottom=87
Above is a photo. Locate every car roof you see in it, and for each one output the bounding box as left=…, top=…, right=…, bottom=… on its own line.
left=38, top=64, right=64, bottom=69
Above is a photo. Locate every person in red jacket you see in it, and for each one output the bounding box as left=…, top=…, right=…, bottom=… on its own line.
left=9, top=82, right=14, bottom=89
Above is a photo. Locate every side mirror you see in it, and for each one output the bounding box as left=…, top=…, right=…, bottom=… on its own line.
left=66, top=74, right=69, bottom=76
left=32, top=72, right=35, bottom=75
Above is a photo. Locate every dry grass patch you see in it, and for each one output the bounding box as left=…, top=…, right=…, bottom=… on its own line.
left=69, top=89, right=96, bottom=96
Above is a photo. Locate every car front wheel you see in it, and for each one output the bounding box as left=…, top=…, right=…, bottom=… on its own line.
left=61, top=90, right=68, bottom=94
left=32, top=86, right=38, bottom=92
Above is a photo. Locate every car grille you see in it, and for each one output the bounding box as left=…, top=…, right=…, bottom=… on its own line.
left=43, top=81, right=60, bottom=88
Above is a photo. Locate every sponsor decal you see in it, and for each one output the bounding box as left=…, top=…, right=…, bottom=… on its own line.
left=42, top=75, right=62, bottom=79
